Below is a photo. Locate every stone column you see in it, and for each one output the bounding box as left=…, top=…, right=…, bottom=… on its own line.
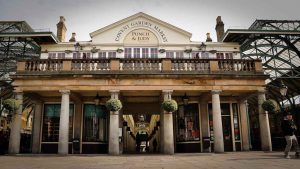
left=200, top=101, right=210, bottom=152
left=211, top=90, right=224, bottom=153
left=58, top=90, right=70, bottom=155
left=239, top=100, right=250, bottom=151
left=32, top=100, right=43, bottom=153
left=108, top=90, right=120, bottom=155
left=8, top=91, right=23, bottom=154
left=162, top=90, right=174, bottom=154
left=257, top=90, right=272, bottom=151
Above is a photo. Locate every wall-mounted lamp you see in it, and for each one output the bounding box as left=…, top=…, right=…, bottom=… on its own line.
left=182, top=93, right=189, bottom=105
left=279, top=80, right=288, bottom=97
left=94, top=93, right=101, bottom=106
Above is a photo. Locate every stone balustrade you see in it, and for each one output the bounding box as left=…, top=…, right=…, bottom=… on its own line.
left=16, top=58, right=263, bottom=74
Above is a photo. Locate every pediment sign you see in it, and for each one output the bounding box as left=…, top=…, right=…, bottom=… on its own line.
left=90, top=12, right=192, bottom=45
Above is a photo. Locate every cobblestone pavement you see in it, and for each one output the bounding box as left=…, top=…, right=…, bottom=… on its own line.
left=0, top=151, right=300, bottom=169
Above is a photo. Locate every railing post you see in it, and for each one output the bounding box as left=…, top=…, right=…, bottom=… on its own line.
left=17, top=61, right=26, bottom=72
left=62, top=60, right=72, bottom=71
left=209, top=60, right=219, bottom=72
left=254, top=60, right=263, bottom=72
left=162, top=58, right=172, bottom=71
left=111, top=58, right=120, bottom=71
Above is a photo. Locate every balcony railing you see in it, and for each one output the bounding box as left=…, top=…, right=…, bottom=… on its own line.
left=17, top=58, right=263, bottom=75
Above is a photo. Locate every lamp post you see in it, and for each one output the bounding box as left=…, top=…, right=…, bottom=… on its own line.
left=94, top=93, right=101, bottom=106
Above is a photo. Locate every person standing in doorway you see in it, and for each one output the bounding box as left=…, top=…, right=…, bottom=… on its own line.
left=281, top=112, right=299, bottom=159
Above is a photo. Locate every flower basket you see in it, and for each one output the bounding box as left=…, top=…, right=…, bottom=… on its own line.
left=3, top=99, right=21, bottom=112
left=106, top=99, right=122, bottom=112
left=262, top=100, right=275, bottom=113
left=162, top=99, right=178, bottom=112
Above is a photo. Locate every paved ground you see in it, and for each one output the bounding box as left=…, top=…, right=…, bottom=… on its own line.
left=0, top=151, right=299, bottom=169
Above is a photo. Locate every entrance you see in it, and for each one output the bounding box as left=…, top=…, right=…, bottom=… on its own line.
left=122, top=113, right=160, bottom=154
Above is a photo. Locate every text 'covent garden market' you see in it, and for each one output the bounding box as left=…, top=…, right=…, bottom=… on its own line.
left=3, top=12, right=295, bottom=155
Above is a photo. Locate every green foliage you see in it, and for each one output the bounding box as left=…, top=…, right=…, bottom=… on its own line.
left=106, top=99, right=122, bottom=112
left=3, top=99, right=21, bottom=112
left=262, top=100, right=276, bottom=113
left=162, top=99, right=178, bottom=112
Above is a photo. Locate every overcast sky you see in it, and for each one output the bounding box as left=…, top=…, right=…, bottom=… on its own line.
left=0, top=0, right=299, bottom=42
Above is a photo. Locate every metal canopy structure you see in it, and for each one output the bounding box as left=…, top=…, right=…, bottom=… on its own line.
left=0, top=21, right=58, bottom=116
left=0, top=21, right=58, bottom=82
left=222, top=20, right=300, bottom=108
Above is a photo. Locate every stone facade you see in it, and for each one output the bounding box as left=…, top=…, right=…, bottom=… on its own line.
left=10, top=13, right=271, bottom=155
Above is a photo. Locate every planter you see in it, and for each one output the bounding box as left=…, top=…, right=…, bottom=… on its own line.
left=3, top=99, right=21, bottom=112
left=106, top=99, right=122, bottom=112
left=262, top=100, right=276, bottom=113
left=162, top=99, right=178, bottom=112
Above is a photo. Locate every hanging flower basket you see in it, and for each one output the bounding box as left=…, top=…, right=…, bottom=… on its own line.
left=106, top=99, right=122, bottom=112
left=162, top=99, right=178, bottom=112
left=262, top=100, right=275, bottom=113
left=3, top=99, right=21, bottom=112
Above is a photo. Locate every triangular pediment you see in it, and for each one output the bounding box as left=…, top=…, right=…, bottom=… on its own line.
left=90, top=12, right=192, bottom=44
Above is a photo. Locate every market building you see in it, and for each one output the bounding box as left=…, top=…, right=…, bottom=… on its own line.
left=3, top=12, right=273, bottom=155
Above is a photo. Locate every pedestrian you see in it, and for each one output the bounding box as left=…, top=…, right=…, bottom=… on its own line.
left=281, top=112, right=299, bottom=159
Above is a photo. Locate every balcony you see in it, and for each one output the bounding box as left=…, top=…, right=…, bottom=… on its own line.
left=16, top=58, right=264, bottom=76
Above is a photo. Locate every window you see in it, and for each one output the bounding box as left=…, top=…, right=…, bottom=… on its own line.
left=142, top=48, right=149, bottom=58
left=192, top=52, right=200, bottom=59
left=48, top=53, right=56, bottom=59
left=108, top=51, right=116, bottom=58
left=73, top=52, right=81, bottom=59
left=82, top=53, right=91, bottom=59
left=42, top=104, right=74, bottom=142
left=133, top=48, right=140, bottom=58
left=176, top=103, right=200, bottom=142
left=201, top=52, right=209, bottom=59
left=166, top=51, right=174, bottom=58
left=166, top=51, right=183, bottom=59
left=232, top=103, right=240, bottom=141
left=57, top=53, right=65, bottom=59
left=216, top=53, right=224, bottom=59
left=83, top=104, right=107, bottom=142
left=98, top=52, right=107, bottom=59
left=150, top=48, right=158, bottom=58
left=175, top=51, right=184, bottom=59
left=225, top=53, right=233, bottom=59
left=124, top=48, right=132, bottom=58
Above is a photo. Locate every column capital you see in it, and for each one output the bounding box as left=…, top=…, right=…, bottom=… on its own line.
left=59, top=90, right=70, bottom=95
left=257, top=89, right=266, bottom=94
left=13, top=89, right=23, bottom=95
left=211, top=90, right=222, bottom=95
left=110, top=111, right=119, bottom=115
left=109, top=90, right=120, bottom=94
left=162, top=90, right=173, bottom=94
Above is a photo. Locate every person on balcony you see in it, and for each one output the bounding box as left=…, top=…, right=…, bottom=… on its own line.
left=281, top=112, right=299, bottom=159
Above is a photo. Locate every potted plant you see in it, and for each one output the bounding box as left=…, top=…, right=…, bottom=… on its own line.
left=106, top=98, right=122, bottom=112
left=2, top=98, right=21, bottom=113
left=162, top=99, right=178, bottom=112
left=262, top=99, right=276, bottom=113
